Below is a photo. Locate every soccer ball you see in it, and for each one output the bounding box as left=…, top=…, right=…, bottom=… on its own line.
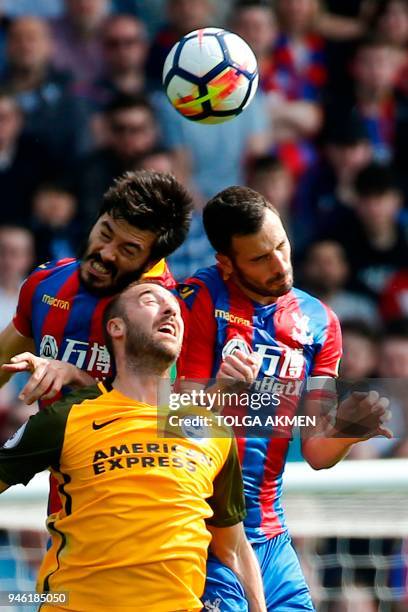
left=163, top=27, right=259, bottom=124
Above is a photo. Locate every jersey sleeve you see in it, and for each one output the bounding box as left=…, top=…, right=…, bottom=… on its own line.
left=206, top=438, right=246, bottom=528
left=0, top=400, right=71, bottom=486
left=177, top=280, right=217, bottom=380
left=12, top=264, right=53, bottom=337
left=311, top=305, right=342, bottom=378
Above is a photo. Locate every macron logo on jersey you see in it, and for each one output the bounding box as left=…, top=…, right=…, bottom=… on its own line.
left=215, top=309, right=251, bottom=327
left=42, top=293, right=70, bottom=311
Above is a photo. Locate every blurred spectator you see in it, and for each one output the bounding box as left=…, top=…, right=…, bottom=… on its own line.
left=340, top=319, right=379, bottom=380
left=51, top=0, right=111, bottom=83
left=0, top=226, right=34, bottom=333
left=273, top=0, right=327, bottom=103
left=146, top=0, right=215, bottom=89
left=370, top=0, right=408, bottom=49
left=379, top=318, right=408, bottom=377
left=136, top=148, right=215, bottom=280
left=113, top=0, right=165, bottom=35
left=232, top=1, right=322, bottom=180
left=380, top=269, right=408, bottom=321
left=154, top=90, right=270, bottom=201
left=373, top=318, right=408, bottom=457
left=0, top=93, right=56, bottom=225
left=327, top=162, right=408, bottom=299
left=295, top=114, right=372, bottom=246
left=339, top=318, right=383, bottom=461
left=31, top=183, right=82, bottom=265
left=301, top=241, right=380, bottom=325
left=74, top=93, right=159, bottom=226
left=137, top=146, right=177, bottom=175
left=231, top=2, right=278, bottom=88
left=1, top=17, right=90, bottom=165
left=247, top=154, right=295, bottom=239
left=114, top=0, right=232, bottom=36
left=327, top=36, right=408, bottom=173
left=352, top=36, right=402, bottom=163
left=79, top=14, right=149, bottom=108
left=167, top=206, right=215, bottom=279
left=371, top=0, right=408, bottom=110
left=0, top=224, right=34, bottom=460
left=137, top=147, right=214, bottom=281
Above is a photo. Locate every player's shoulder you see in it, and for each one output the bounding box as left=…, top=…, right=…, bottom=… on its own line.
left=178, top=265, right=223, bottom=307
left=44, top=383, right=104, bottom=419
left=288, top=287, right=339, bottom=328
left=27, top=258, right=78, bottom=284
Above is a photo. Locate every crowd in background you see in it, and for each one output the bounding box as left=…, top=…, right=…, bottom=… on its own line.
left=0, top=2, right=407, bottom=609
left=0, top=0, right=407, bottom=455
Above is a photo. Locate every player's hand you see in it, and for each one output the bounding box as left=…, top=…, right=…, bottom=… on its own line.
left=216, top=350, right=261, bottom=386
left=2, top=353, right=82, bottom=404
left=334, top=390, right=392, bottom=439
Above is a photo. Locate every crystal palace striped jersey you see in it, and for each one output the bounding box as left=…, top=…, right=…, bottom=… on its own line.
left=178, top=265, right=342, bottom=543
left=13, top=258, right=175, bottom=381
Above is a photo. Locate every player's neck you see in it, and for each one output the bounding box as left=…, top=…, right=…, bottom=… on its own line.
left=112, top=371, right=161, bottom=406
left=232, top=277, right=279, bottom=306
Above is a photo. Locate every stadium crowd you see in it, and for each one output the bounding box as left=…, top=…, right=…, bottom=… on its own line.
left=0, top=1, right=407, bottom=610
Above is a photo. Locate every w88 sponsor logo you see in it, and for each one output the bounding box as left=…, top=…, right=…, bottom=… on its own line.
left=222, top=339, right=305, bottom=380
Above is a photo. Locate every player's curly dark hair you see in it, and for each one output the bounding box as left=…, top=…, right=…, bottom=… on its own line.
left=203, top=186, right=279, bottom=254
left=100, top=170, right=193, bottom=262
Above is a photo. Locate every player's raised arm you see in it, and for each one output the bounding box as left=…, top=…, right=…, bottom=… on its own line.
left=0, top=322, right=35, bottom=388
left=302, top=382, right=392, bottom=470
left=206, top=438, right=266, bottom=612
left=0, top=261, right=95, bottom=401
left=0, top=263, right=50, bottom=388
left=301, top=309, right=392, bottom=469
left=2, top=352, right=95, bottom=405
left=208, top=523, right=266, bottom=612
left=0, top=400, right=70, bottom=492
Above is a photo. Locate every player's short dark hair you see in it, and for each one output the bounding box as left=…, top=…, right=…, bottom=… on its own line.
left=99, top=170, right=192, bottom=262
left=203, top=186, right=279, bottom=254
left=104, top=93, right=155, bottom=118
left=354, top=163, right=400, bottom=199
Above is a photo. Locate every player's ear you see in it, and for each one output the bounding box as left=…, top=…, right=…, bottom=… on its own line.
left=106, top=317, right=125, bottom=341
left=216, top=253, right=233, bottom=280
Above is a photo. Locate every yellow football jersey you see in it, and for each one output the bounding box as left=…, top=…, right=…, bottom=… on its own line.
left=0, top=383, right=245, bottom=612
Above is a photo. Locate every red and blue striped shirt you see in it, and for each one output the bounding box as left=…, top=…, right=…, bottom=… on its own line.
left=179, top=265, right=342, bottom=542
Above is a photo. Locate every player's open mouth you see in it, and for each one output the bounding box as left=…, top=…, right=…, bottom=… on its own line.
left=89, top=260, right=112, bottom=277
left=157, top=323, right=176, bottom=337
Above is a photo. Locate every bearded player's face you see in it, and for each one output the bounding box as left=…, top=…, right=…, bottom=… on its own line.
left=80, top=214, right=157, bottom=296
left=123, top=283, right=184, bottom=366
left=226, top=209, right=293, bottom=300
